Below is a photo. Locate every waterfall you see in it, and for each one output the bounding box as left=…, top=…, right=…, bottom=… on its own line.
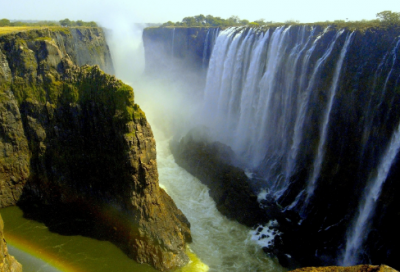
left=303, top=31, right=355, bottom=206
left=342, top=120, right=400, bottom=265
left=201, top=26, right=356, bottom=200
left=202, top=29, right=211, bottom=69
left=342, top=38, right=400, bottom=266
left=171, top=28, right=175, bottom=56
left=150, top=25, right=400, bottom=266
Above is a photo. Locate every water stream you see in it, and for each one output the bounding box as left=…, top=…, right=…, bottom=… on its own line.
left=133, top=79, right=287, bottom=272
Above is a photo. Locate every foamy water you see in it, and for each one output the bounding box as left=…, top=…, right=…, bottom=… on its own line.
left=134, top=80, right=285, bottom=271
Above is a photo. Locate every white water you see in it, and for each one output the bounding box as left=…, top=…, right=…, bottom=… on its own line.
left=287, top=27, right=331, bottom=186
left=199, top=26, right=358, bottom=208
left=342, top=120, right=400, bottom=265
left=342, top=38, right=400, bottom=266
left=303, top=31, right=354, bottom=205
left=171, top=28, right=175, bottom=56
left=133, top=78, right=286, bottom=272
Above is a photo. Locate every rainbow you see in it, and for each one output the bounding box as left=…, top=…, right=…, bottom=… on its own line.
left=5, top=232, right=83, bottom=272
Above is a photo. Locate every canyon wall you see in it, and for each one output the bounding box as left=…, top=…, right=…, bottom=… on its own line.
left=143, top=25, right=400, bottom=269
left=0, top=27, right=191, bottom=271
left=0, top=215, right=22, bottom=272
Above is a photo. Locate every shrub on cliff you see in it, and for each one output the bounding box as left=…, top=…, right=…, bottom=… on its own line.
left=0, top=18, right=11, bottom=26
left=377, top=11, right=400, bottom=26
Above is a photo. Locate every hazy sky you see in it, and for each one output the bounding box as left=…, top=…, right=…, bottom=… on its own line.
left=0, top=0, right=398, bottom=25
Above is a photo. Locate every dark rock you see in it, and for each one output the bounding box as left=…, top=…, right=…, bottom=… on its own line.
left=0, top=28, right=190, bottom=271
left=171, top=127, right=267, bottom=227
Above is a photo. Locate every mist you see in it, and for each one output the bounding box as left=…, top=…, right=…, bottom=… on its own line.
left=101, top=19, right=206, bottom=140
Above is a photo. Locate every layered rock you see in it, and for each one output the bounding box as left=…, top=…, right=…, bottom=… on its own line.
left=0, top=28, right=191, bottom=271
left=0, top=215, right=22, bottom=272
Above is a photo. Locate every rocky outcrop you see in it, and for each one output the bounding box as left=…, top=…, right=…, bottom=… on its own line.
left=0, top=28, right=191, bottom=271
left=171, top=128, right=268, bottom=227
left=0, top=215, right=22, bottom=272
left=290, top=265, right=398, bottom=272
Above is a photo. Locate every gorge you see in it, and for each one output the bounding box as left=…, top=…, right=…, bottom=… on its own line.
left=0, top=27, right=191, bottom=271
left=143, top=25, right=400, bottom=269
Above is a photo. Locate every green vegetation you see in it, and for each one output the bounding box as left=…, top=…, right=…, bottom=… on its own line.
left=0, top=19, right=60, bottom=27
left=59, top=19, right=97, bottom=27
left=7, top=65, right=143, bottom=122
left=0, top=18, right=97, bottom=29
left=161, top=14, right=262, bottom=27
left=376, top=10, right=400, bottom=26
left=160, top=11, right=400, bottom=29
left=0, top=18, right=11, bottom=26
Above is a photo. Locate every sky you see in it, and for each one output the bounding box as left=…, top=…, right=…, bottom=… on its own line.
left=0, top=0, right=398, bottom=25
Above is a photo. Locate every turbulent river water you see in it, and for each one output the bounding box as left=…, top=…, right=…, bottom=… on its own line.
left=0, top=78, right=285, bottom=272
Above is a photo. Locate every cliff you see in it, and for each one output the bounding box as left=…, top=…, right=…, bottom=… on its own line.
left=0, top=27, right=191, bottom=271
left=143, top=25, right=400, bottom=269
left=0, top=215, right=22, bottom=272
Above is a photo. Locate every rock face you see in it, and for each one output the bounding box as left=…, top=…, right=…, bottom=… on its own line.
left=0, top=215, right=22, bottom=272
left=144, top=25, right=400, bottom=269
left=290, top=265, right=398, bottom=272
left=171, top=128, right=267, bottom=227
left=0, top=28, right=191, bottom=271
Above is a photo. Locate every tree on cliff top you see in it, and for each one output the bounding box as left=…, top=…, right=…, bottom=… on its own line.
left=377, top=11, right=400, bottom=25
left=59, top=19, right=97, bottom=27
left=59, top=18, right=72, bottom=27
left=0, top=19, right=11, bottom=26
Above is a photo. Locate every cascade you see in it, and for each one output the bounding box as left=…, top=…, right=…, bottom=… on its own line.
left=171, top=28, right=175, bottom=56
left=144, top=24, right=400, bottom=268
left=196, top=25, right=400, bottom=265
left=342, top=38, right=400, bottom=266
left=303, top=31, right=355, bottom=207
left=200, top=26, right=354, bottom=200
left=202, top=29, right=211, bottom=69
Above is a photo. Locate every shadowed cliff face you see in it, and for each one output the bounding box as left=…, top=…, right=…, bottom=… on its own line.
left=0, top=28, right=191, bottom=271
left=143, top=25, right=400, bottom=269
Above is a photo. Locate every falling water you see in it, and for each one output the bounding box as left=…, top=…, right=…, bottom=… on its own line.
left=202, top=29, right=211, bottom=69
left=171, top=28, right=175, bottom=56
left=342, top=38, right=400, bottom=266
left=342, top=120, right=400, bottom=265
left=200, top=26, right=356, bottom=203
left=133, top=80, right=286, bottom=272
left=303, top=31, right=355, bottom=205
left=143, top=24, right=400, bottom=267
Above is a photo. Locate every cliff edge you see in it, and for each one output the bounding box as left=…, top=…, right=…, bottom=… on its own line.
left=0, top=27, right=191, bottom=271
left=0, top=215, right=22, bottom=272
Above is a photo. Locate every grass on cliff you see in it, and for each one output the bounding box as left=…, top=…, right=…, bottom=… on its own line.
left=0, top=26, right=95, bottom=36
left=0, top=26, right=41, bottom=35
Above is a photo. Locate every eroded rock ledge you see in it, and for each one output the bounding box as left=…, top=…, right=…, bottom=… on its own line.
left=0, top=28, right=190, bottom=271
